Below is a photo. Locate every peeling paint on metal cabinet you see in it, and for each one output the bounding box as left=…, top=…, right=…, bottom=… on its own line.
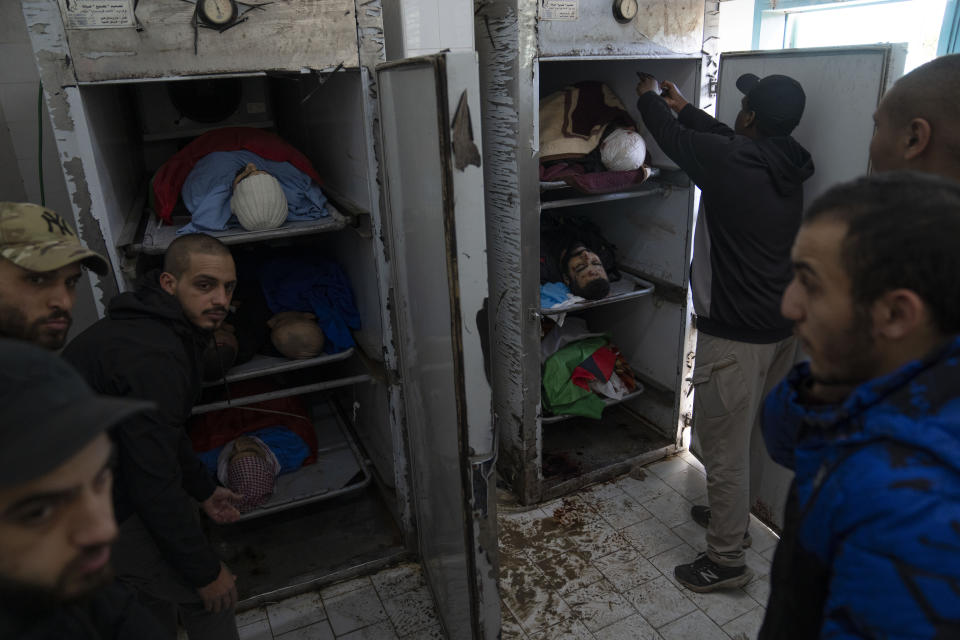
left=23, top=0, right=121, bottom=313
left=474, top=0, right=717, bottom=504
left=440, top=52, right=501, bottom=640
left=354, top=0, right=416, bottom=543
left=474, top=0, right=544, bottom=504
left=60, top=0, right=358, bottom=82
left=538, top=0, right=705, bottom=58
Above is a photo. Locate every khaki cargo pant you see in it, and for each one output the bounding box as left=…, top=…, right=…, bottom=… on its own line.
left=692, top=332, right=798, bottom=567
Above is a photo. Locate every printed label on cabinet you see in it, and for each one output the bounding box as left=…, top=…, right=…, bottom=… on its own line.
left=61, top=0, right=135, bottom=29
left=541, top=0, right=578, bottom=21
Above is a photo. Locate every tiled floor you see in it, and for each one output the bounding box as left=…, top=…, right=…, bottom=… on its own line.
left=231, top=563, right=444, bottom=640
left=498, top=451, right=778, bottom=640
left=220, top=451, right=778, bottom=640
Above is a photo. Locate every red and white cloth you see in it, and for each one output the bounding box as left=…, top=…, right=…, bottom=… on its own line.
left=219, top=436, right=280, bottom=512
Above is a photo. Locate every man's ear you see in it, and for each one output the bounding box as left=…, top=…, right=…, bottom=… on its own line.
left=741, top=110, right=756, bottom=129
left=904, top=118, right=932, bottom=160
left=870, top=288, right=929, bottom=340
left=158, top=271, right=178, bottom=296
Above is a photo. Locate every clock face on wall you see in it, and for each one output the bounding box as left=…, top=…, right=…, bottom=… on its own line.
left=198, top=0, right=238, bottom=27
left=613, top=0, right=639, bottom=23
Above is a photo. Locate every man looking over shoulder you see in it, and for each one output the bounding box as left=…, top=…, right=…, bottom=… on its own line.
left=0, top=202, right=109, bottom=349
left=759, top=171, right=960, bottom=638
left=63, top=233, right=243, bottom=640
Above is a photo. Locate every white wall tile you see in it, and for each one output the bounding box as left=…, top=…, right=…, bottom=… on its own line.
left=396, top=0, right=473, bottom=58
left=1, top=82, right=41, bottom=129
left=0, top=44, right=40, bottom=83
left=0, top=2, right=30, bottom=44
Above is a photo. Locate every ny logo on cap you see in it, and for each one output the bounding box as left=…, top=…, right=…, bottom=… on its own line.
left=41, top=212, right=75, bottom=237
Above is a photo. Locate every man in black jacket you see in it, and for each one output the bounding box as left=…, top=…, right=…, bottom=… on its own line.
left=0, top=339, right=166, bottom=640
left=63, top=233, right=242, bottom=639
left=636, top=73, right=814, bottom=591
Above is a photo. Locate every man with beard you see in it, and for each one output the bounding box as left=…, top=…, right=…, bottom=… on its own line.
left=540, top=218, right=615, bottom=301
left=63, top=233, right=243, bottom=640
left=758, top=172, right=960, bottom=638
left=759, top=55, right=960, bottom=637
left=0, top=202, right=109, bottom=349
left=0, top=339, right=165, bottom=639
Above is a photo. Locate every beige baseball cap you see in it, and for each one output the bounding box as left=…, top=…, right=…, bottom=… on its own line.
left=0, top=202, right=109, bottom=276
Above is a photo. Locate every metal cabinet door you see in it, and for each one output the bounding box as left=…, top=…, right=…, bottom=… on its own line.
left=717, top=46, right=903, bottom=203
left=376, top=52, right=499, bottom=639
left=713, top=45, right=902, bottom=529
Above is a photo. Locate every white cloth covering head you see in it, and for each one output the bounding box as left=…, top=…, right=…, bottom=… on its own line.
left=600, top=128, right=647, bottom=172
left=230, top=169, right=288, bottom=231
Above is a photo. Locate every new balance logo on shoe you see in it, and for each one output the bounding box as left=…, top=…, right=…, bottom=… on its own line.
left=674, top=552, right=753, bottom=593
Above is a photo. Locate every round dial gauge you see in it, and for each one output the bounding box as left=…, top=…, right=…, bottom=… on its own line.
left=198, top=0, right=238, bottom=27
left=613, top=0, right=639, bottom=23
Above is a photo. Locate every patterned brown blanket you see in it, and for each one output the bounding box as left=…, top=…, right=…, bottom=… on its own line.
left=540, top=81, right=638, bottom=162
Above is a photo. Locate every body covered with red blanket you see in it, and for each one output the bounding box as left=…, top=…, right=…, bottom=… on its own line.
left=152, top=127, right=323, bottom=223
left=188, top=382, right=319, bottom=465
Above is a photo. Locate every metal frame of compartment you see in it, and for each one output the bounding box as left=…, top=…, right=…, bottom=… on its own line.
left=474, top=0, right=721, bottom=505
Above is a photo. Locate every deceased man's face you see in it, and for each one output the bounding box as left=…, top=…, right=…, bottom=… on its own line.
left=566, top=248, right=607, bottom=292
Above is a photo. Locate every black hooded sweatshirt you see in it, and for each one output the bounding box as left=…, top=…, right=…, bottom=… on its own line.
left=0, top=582, right=168, bottom=640
left=62, top=272, right=221, bottom=588
left=637, top=93, right=815, bottom=343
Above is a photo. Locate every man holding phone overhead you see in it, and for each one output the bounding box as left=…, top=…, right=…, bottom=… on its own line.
left=635, top=71, right=813, bottom=592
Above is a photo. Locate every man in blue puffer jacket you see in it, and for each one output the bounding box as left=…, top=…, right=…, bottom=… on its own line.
left=758, top=172, right=960, bottom=639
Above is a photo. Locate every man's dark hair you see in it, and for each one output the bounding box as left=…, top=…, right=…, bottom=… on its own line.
left=561, top=241, right=611, bottom=300
left=804, top=171, right=960, bottom=334
left=560, top=241, right=588, bottom=276
left=884, top=54, right=960, bottom=129
left=163, top=233, right=232, bottom=279
left=884, top=54, right=960, bottom=165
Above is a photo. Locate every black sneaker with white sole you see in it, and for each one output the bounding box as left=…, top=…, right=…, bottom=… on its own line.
left=690, top=505, right=752, bottom=548
left=674, top=552, right=753, bottom=592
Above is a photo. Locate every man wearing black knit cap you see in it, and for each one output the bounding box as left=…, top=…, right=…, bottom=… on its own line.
left=635, top=72, right=814, bottom=591
left=0, top=339, right=165, bottom=639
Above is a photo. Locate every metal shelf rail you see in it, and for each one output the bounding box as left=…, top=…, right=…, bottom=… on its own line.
left=135, top=202, right=350, bottom=255
left=202, top=348, right=356, bottom=387
left=192, top=373, right=374, bottom=415
left=540, top=273, right=655, bottom=317
left=541, top=384, right=646, bottom=424
left=231, top=401, right=372, bottom=521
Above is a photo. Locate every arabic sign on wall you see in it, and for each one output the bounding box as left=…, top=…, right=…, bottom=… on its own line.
left=60, top=0, right=135, bottom=28
left=541, top=0, right=578, bottom=21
